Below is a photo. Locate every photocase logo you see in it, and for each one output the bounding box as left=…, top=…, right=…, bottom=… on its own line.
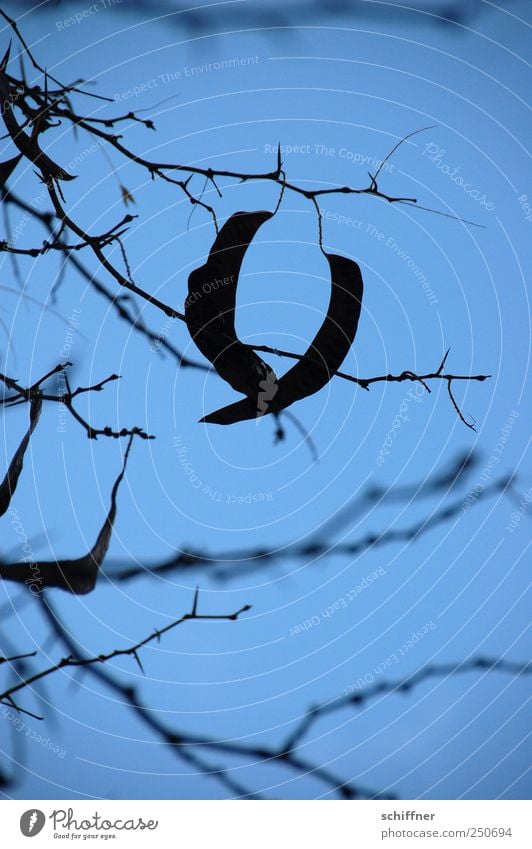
left=20, top=809, right=46, bottom=837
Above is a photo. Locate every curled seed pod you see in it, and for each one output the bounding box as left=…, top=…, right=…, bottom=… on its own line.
left=200, top=253, right=363, bottom=425
left=185, top=210, right=278, bottom=405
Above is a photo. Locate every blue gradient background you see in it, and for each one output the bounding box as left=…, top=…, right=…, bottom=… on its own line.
left=0, top=0, right=530, bottom=800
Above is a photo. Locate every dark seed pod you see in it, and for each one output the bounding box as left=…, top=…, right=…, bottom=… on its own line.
left=0, top=395, right=42, bottom=516
left=0, top=437, right=133, bottom=594
left=200, top=252, right=363, bottom=425
left=0, top=153, right=21, bottom=189
left=185, top=210, right=278, bottom=405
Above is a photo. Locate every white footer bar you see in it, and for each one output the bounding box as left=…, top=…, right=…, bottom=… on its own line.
left=1, top=799, right=530, bottom=848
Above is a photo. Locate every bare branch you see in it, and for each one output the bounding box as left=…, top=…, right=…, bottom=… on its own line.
left=31, top=595, right=390, bottom=800
left=110, top=461, right=510, bottom=584
left=0, top=590, right=251, bottom=707
left=0, top=364, right=154, bottom=441
left=281, top=657, right=532, bottom=756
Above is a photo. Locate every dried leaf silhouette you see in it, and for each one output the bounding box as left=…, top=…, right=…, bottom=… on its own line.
left=0, top=153, right=22, bottom=189
left=201, top=253, right=364, bottom=424
left=185, top=210, right=278, bottom=403
left=0, top=48, right=75, bottom=183
left=0, top=436, right=134, bottom=594
left=0, top=395, right=42, bottom=516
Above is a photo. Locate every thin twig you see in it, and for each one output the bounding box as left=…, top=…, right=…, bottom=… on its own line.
left=0, top=590, right=251, bottom=707
left=0, top=364, right=154, bottom=440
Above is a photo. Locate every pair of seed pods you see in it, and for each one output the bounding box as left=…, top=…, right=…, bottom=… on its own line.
left=185, top=209, right=364, bottom=426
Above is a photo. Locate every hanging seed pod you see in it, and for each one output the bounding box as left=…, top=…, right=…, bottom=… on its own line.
left=185, top=210, right=278, bottom=407
left=0, top=395, right=42, bottom=516
left=0, top=437, right=134, bottom=594
left=0, top=153, right=22, bottom=190
left=201, top=253, right=363, bottom=425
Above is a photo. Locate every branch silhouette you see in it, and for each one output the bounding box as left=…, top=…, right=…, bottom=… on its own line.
left=0, top=363, right=153, bottom=441
left=23, top=593, right=529, bottom=800
left=280, top=657, right=532, bottom=757
left=0, top=24, right=489, bottom=429
left=1, top=190, right=208, bottom=371
left=110, top=460, right=511, bottom=585
left=0, top=11, right=515, bottom=802
left=29, top=593, right=395, bottom=800
left=0, top=589, right=251, bottom=712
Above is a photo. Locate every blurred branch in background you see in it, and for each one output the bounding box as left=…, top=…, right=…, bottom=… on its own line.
left=14, top=0, right=520, bottom=34
left=2, top=450, right=524, bottom=798
left=2, top=592, right=526, bottom=800
left=107, top=452, right=514, bottom=584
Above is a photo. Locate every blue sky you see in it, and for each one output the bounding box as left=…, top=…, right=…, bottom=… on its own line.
left=0, top=0, right=530, bottom=800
